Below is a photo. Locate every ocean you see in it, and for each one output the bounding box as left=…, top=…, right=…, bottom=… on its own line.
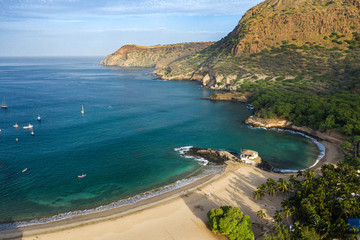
left=0, top=57, right=320, bottom=224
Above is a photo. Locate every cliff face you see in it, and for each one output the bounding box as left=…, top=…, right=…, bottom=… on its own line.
left=154, top=0, right=360, bottom=90
left=230, top=0, right=360, bottom=55
left=100, top=42, right=213, bottom=68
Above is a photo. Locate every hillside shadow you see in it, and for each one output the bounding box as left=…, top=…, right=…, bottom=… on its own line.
left=0, top=219, right=23, bottom=240
left=180, top=190, right=218, bottom=224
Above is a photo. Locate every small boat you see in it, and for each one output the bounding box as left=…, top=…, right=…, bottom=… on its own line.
left=81, top=105, right=84, bottom=115
left=37, top=114, right=41, bottom=121
left=22, top=168, right=27, bottom=173
left=78, top=174, right=86, bottom=178
left=23, top=123, right=33, bottom=129
left=13, top=123, right=19, bottom=128
left=30, top=130, right=34, bottom=136
left=1, top=98, right=8, bottom=109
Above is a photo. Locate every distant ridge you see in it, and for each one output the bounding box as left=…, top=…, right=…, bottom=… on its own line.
left=100, top=42, right=213, bottom=68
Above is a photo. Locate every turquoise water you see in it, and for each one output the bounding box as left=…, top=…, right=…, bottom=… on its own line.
left=0, top=57, right=319, bottom=224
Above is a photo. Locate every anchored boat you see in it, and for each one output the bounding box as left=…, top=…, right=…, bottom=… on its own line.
left=1, top=98, right=8, bottom=109
left=23, top=123, right=33, bottom=129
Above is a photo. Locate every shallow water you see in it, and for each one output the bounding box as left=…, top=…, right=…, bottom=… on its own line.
left=0, top=57, right=319, bottom=223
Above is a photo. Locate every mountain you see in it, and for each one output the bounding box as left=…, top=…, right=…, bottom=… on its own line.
left=154, top=0, right=360, bottom=91
left=100, top=42, right=213, bottom=68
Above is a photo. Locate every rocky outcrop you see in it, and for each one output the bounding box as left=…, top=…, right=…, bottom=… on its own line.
left=100, top=42, right=213, bottom=68
left=183, top=147, right=271, bottom=170
left=204, top=92, right=249, bottom=102
left=184, top=147, right=241, bottom=165
left=245, top=115, right=347, bottom=143
left=245, top=115, right=292, bottom=128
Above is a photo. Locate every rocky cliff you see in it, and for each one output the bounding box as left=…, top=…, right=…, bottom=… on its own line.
left=229, top=0, right=360, bottom=55
left=100, top=42, right=213, bottom=68
left=154, top=0, right=360, bottom=90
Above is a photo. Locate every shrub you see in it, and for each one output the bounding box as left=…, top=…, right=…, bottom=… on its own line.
left=207, top=206, right=254, bottom=240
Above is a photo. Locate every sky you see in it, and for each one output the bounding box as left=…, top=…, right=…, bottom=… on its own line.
left=0, top=0, right=263, bottom=57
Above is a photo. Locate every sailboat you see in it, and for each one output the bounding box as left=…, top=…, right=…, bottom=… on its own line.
left=81, top=105, right=84, bottom=115
left=1, top=98, right=8, bottom=109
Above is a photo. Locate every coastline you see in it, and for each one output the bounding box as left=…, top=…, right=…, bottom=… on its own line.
left=0, top=89, right=344, bottom=239
left=0, top=133, right=343, bottom=240
left=5, top=162, right=287, bottom=240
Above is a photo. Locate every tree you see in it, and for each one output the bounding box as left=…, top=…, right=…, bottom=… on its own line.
left=282, top=206, right=292, bottom=226
left=277, top=178, right=289, bottom=193
left=256, top=210, right=266, bottom=229
left=274, top=210, right=283, bottom=223
left=265, top=223, right=291, bottom=240
left=341, top=140, right=353, bottom=152
left=207, top=206, right=254, bottom=240
left=320, top=114, right=335, bottom=130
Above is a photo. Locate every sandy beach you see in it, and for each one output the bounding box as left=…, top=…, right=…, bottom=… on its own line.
left=1, top=139, right=342, bottom=240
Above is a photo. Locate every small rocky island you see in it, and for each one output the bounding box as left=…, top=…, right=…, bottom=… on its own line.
left=183, top=147, right=272, bottom=171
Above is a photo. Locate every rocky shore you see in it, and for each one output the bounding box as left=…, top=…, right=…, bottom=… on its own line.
left=245, top=115, right=346, bottom=144
left=202, top=92, right=249, bottom=102
left=245, top=115, right=292, bottom=129
left=183, top=147, right=272, bottom=171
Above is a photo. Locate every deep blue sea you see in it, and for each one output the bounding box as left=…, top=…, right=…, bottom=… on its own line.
left=0, top=57, right=320, bottom=224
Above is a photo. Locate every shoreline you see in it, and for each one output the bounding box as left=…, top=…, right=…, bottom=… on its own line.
left=0, top=128, right=324, bottom=231
left=0, top=97, right=344, bottom=239
left=0, top=132, right=343, bottom=240
left=0, top=167, right=225, bottom=239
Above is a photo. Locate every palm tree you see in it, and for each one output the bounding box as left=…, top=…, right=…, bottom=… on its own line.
left=268, top=186, right=276, bottom=197
left=282, top=206, right=292, bottom=226
left=257, top=210, right=266, bottom=229
left=277, top=178, right=288, bottom=194
left=303, top=169, right=315, bottom=181
left=253, top=190, right=260, bottom=200
left=274, top=210, right=283, bottom=223
left=296, top=170, right=303, bottom=179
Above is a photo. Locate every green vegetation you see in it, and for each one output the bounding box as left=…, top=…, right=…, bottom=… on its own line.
left=207, top=206, right=254, bottom=240
left=266, top=222, right=320, bottom=240
left=254, top=163, right=360, bottom=239
left=248, top=89, right=360, bottom=135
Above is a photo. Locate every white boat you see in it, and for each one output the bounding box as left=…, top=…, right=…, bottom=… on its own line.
left=78, top=174, right=86, bottom=178
left=23, top=123, right=33, bottom=129
left=1, top=98, right=8, bottom=109
left=81, top=105, right=84, bottom=115
left=37, top=114, right=41, bottom=121
left=13, top=123, right=19, bottom=128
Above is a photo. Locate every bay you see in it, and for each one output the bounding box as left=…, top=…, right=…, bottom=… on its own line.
left=0, top=57, right=319, bottom=223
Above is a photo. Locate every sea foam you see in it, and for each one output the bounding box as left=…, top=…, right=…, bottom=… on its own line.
left=0, top=161, right=222, bottom=230
left=174, top=146, right=209, bottom=165
left=248, top=126, right=326, bottom=173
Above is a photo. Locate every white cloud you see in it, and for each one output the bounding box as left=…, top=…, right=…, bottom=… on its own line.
left=100, top=0, right=261, bottom=16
